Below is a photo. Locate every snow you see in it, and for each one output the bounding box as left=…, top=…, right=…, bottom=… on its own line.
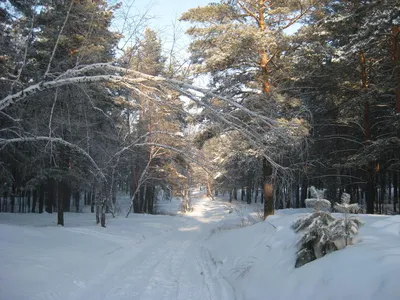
left=1, top=195, right=400, bottom=300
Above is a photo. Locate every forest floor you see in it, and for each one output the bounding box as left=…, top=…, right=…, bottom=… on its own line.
left=1, top=193, right=400, bottom=300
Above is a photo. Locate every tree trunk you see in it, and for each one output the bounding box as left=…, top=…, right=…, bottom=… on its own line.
left=206, top=177, right=213, bottom=199
left=18, top=190, right=22, bottom=213
left=295, top=184, right=300, bottom=208
left=141, top=184, right=147, bottom=213
left=38, top=184, right=44, bottom=213
left=394, top=172, right=398, bottom=213
left=91, top=186, right=95, bottom=213
left=391, top=26, right=400, bottom=113
left=46, top=178, right=55, bottom=213
left=287, top=185, right=292, bottom=208
left=388, top=171, right=392, bottom=204
left=147, top=185, right=155, bottom=214
left=300, top=180, right=307, bottom=208
left=263, top=157, right=274, bottom=218
left=75, top=190, right=80, bottom=213
left=32, top=189, right=37, bottom=213
left=26, top=190, right=31, bottom=213
left=246, top=185, right=252, bottom=204
left=96, top=204, right=100, bottom=224
left=100, top=188, right=106, bottom=227
left=380, top=171, right=385, bottom=213
left=57, top=182, right=65, bottom=226
left=10, top=184, right=15, bottom=213
left=366, top=166, right=375, bottom=214
left=263, top=182, right=273, bottom=219
left=63, top=183, right=71, bottom=212
left=96, top=190, right=100, bottom=224
left=136, top=186, right=144, bottom=213
left=360, top=50, right=375, bottom=214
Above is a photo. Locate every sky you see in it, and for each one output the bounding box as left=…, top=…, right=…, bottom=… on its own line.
left=112, top=0, right=301, bottom=60
left=113, top=0, right=211, bottom=56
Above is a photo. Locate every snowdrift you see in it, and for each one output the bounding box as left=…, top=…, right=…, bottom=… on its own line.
left=0, top=197, right=399, bottom=300
left=206, top=209, right=400, bottom=300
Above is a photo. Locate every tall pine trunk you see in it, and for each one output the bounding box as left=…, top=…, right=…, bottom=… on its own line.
left=46, top=178, right=55, bottom=213
left=263, top=157, right=274, bottom=218
left=75, top=190, right=80, bottom=213
left=394, top=172, right=398, bottom=213
left=38, top=184, right=44, bottom=213
left=32, top=189, right=37, bottom=213
left=57, top=182, right=66, bottom=226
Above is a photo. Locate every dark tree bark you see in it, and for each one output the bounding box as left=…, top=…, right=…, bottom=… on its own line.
left=63, top=183, right=71, bottom=212
left=366, top=166, right=375, bottom=214
left=46, top=178, right=55, bottom=213
left=74, top=190, right=80, bottom=213
left=147, top=185, right=155, bottom=214
left=91, top=187, right=95, bottom=213
left=10, top=184, right=15, bottom=213
left=100, top=211, right=106, bottom=227
left=38, top=184, right=44, bottom=213
left=295, top=184, right=300, bottom=208
left=135, top=186, right=144, bottom=213
left=394, top=172, right=398, bottom=213
left=32, top=189, right=37, bottom=213
left=300, top=180, right=307, bottom=208
left=57, top=181, right=69, bottom=226
left=26, top=190, right=31, bottom=213
left=380, top=171, right=385, bottom=214
left=18, top=190, right=22, bottom=213
left=96, top=193, right=100, bottom=224
left=246, top=185, right=252, bottom=204
left=388, top=171, right=392, bottom=204
left=21, top=190, right=25, bottom=213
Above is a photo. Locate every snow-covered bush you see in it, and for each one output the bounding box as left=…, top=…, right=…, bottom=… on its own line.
left=292, top=188, right=363, bottom=268
left=331, top=193, right=364, bottom=248
left=292, top=187, right=335, bottom=268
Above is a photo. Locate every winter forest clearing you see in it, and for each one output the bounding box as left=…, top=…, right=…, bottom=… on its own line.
left=0, top=0, right=400, bottom=299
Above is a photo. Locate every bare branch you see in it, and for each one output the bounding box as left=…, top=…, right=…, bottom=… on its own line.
left=0, top=136, right=105, bottom=180
left=44, top=0, right=74, bottom=77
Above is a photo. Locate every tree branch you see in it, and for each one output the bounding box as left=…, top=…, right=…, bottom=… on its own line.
left=0, top=136, right=105, bottom=180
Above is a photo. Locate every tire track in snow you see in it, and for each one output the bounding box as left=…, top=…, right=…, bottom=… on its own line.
left=73, top=225, right=196, bottom=300
left=196, top=246, right=236, bottom=300
left=72, top=197, right=236, bottom=300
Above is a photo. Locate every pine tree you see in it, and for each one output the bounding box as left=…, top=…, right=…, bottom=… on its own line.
left=181, top=1, right=319, bottom=217
left=332, top=192, right=363, bottom=247
left=292, top=187, right=363, bottom=268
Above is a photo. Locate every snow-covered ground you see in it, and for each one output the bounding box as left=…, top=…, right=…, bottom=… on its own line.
left=1, top=194, right=400, bottom=300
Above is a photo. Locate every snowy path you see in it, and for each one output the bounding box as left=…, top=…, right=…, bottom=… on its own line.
left=0, top=195, right=236, bottom=300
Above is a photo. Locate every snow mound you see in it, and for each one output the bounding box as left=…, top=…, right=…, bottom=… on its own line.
left=206, top=211, right=400, bottom=300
